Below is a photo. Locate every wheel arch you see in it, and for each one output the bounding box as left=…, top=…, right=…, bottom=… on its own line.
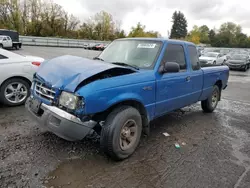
left=0, top=76, right=32, bottom=89
left=92, top=99, right=150, bottom=134
left=214, top=80, right=222, bottom=100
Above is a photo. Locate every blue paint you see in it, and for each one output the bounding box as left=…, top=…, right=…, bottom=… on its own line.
left=32, top=38, right=229, bottom=122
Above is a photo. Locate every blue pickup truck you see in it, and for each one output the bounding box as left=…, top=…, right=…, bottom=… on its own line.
left=26, top=38, right=229, bottom=160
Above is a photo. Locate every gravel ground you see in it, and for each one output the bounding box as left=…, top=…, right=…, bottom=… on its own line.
left=0, top=46, right=250, bottom=188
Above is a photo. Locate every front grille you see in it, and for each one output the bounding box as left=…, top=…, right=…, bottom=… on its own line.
left=35, top=81, right=55, bottom=102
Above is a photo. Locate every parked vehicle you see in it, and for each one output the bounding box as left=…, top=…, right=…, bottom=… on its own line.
left=225, top=54, right=250, bottom=71
left=199, top=52, right=227, bottom=65
left=83, top=44, right=89, bottom=49
left=93, top=43, right=105, bottom=51
left=26, top=38, right=229, bottom=160
left=0, top=29, right=22, bottom=50
left=0, top=48, right=44, bottom=106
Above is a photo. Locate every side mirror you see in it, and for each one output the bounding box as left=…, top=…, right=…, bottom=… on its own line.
left=159, top=62, right=180, bottom=74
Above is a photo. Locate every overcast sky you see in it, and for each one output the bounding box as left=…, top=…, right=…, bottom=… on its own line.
left=53, top=0, right=250, bottom=37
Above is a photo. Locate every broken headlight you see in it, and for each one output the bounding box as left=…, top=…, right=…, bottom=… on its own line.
left=59, top=91, right=83, bottom=110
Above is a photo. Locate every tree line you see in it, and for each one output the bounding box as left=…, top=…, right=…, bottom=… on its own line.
left=1, top=0, right=250, bottom=47
left=169, top=11, right=250, bottom=48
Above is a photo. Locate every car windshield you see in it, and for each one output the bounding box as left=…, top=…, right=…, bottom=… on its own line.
left=203, top=52, right=218, bottom=57
left=231, top=54, right=247, bottom=60
left=98, top=40, right=162, bottom=69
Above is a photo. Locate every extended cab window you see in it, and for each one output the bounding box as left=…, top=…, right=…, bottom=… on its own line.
left=162, top=44, right=187, bottom=71
left=188, top=46, right=200, bottom=70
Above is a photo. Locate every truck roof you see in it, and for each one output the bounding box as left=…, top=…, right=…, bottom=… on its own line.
left=117, top=37, right=195, bottom=46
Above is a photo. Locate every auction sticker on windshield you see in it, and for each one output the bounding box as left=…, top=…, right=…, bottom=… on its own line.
left=137, top=44, right=156, bottom=48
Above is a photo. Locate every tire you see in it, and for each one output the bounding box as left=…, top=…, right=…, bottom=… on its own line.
left=222, top=60, right=226, bottom=65
left=0, top=78, right=30, bottom=106
left=201, top=85, right=220, bottom=113
left=100, top=106, right=142, bottom=160
left=0, top=44, right=3, bottom=49
left=213, top=61, right=216, bottom=65
left=15, top=45, right=19, bottom=50
left=244, top=65, right=248, bottom=72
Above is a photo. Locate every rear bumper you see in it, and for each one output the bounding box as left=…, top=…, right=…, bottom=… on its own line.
left=25, top=97, right=97, bottom=141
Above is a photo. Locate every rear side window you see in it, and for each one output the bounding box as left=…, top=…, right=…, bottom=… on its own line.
left=162, top=44, right=187, bottom=71
left=0, top=54, right=8, bottom=59
left=188, top=46, right=200, bottom=70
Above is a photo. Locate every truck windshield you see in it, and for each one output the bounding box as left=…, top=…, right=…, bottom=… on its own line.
left=98, top=40, right=162, bottom=69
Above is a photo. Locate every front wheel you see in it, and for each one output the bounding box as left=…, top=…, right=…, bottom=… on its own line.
left=100, top=106, right=142, bottom=160
left=201, top=85, right=220, bottom=113
left=0, top=78, right=30, bottom=106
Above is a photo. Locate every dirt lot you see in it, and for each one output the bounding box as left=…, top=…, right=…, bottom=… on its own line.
left=0, top=46, right=250, bottom=188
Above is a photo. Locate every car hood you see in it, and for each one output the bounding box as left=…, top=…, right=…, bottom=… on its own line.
left=35, top=55, right=137, bottom=92
left=23, top=55, right=45, bottom=62
left=227, top=60, right=246, bottom=64
left=199, top=56, right=216, bottom=61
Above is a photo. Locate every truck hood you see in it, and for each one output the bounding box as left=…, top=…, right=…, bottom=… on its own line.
left=36, top=55, right=136, bottom=92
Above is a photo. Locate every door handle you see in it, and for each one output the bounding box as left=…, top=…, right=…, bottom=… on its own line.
left=186, top=76, right=191, bottom=82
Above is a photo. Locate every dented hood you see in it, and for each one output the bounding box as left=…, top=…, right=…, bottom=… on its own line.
left=36, top=55, right=133, bottom=92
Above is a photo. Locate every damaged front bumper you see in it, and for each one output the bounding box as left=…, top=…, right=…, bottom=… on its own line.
left=25, top=96, right=97, bottom=141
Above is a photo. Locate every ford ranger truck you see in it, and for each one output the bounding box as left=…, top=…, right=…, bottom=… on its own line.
left=26, top=38, right=229, bottom=160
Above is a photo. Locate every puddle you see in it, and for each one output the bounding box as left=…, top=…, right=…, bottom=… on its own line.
left=217, top=100, right=250, bottom=166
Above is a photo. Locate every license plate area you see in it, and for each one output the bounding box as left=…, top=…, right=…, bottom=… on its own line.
left=30, top=98, right=41, bottom=114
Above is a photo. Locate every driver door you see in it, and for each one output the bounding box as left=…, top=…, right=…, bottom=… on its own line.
left=155, top=43, right=192, bottom=117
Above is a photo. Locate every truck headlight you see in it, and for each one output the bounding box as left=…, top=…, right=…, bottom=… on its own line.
left=59, top=91, right=80, bottom=110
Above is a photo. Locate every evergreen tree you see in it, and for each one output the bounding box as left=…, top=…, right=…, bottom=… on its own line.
left=170, top=11, right=188, bottom=39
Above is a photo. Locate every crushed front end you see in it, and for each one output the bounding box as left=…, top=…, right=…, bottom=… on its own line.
left=25, top=76, right=96, bottom=141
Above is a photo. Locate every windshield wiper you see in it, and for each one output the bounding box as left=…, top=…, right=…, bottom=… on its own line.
left=93, top=57, right=104, bottom=61
left=111, top=62, right=139, bottom=70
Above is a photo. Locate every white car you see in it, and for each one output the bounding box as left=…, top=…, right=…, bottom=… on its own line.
left=0, top=48, right=44, bottom=106
left=199, top=52, right=227, bottom=65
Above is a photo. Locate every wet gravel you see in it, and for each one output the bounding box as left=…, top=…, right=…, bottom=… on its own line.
left=0, top=46, right=250, bottom=188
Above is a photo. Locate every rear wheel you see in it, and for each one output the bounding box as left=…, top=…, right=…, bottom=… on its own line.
left=213, top=61, right=216, bottom=65
left=0, top=78, right=30, bottom=106
left=100, top=106, right=142, bottom=160
left=201, top=85, right=220, bottom=113
left=0, top=44, right=3, bottom=49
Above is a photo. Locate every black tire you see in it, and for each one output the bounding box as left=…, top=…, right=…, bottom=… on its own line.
left=244, top=65, right=248, bottom=72
left=0, top=44, right=3, bottom=49
left=201, top=85, right=220, bottom=113
left=213, top=61, right=216, bottom=65
left=100, top=106, right=142, bottom=160
left=15, top=45, right=19, bottom=50
left=0, top=78, right=30, bottom=106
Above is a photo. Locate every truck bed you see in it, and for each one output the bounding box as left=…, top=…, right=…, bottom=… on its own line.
left=199, top=65, right=229, bottom=101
